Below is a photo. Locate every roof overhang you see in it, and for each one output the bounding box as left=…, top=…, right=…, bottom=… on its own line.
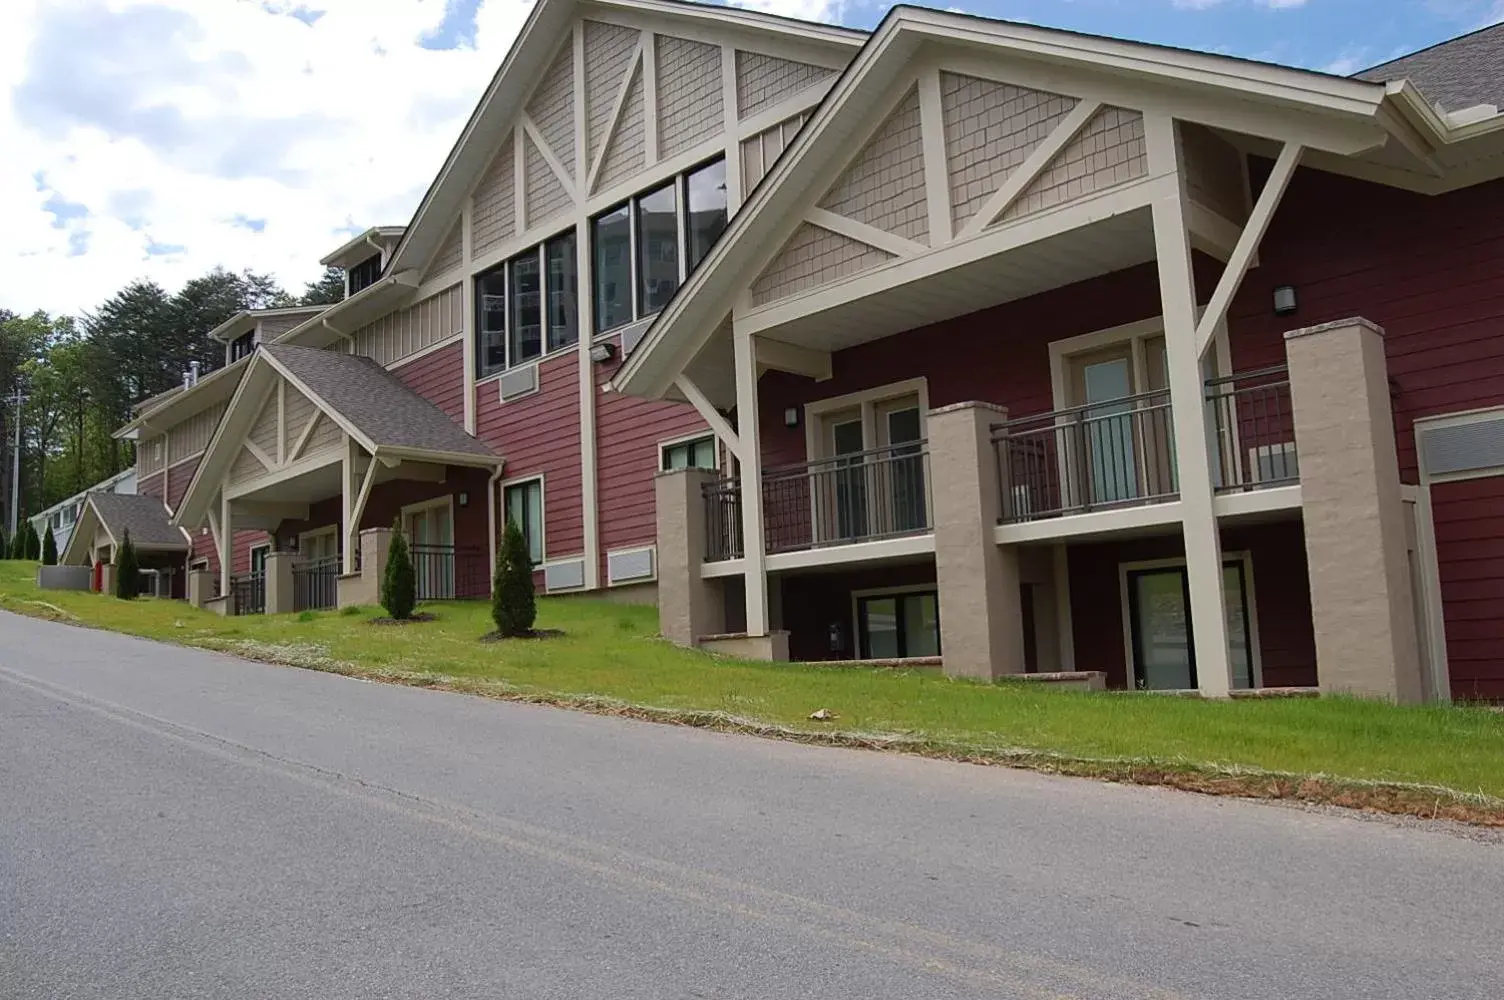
left=59, top=496, right=190, bottom=566
left=206, top=305, right=331, bottom=344
left=320, top=226, right=406, bottom=268
left=275, top=270, right=422, bottom=349
left=113, top=355, right=251, bottom=440
left=385, top=0, right=866, bottom=279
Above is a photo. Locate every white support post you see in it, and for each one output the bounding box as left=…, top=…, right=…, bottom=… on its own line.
left=1146, top=115, right=1234, bottom=698
left=577, top=223, right=601, bottom=591
left=733, top=328, right=768, bottom=636
left=341, top=436, right=357, bottom=576
left=218, top=490, right=232, bottom=597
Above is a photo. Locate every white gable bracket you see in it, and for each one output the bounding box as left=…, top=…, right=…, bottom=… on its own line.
left=521, top=115, right=579, bottom=202
left=752, top=335, right=832, bottom=381
left=959, top=100, right=1103, bottom=240
left=806, top=208, right=923, bottom=259
left=242, top=440, right=276, bottom=473
left=587, top=40, right=645, bottom=194
left=674, top=374, right=746, bottom=465
left=1194, top=142, right=1303, bottom=357
left=916, top=68, right=952, bottom=246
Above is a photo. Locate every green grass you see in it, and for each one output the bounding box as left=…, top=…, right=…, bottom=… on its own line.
left=3, top=560, right=1501, bottom=805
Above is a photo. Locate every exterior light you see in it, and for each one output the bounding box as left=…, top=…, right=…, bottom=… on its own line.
left=784, top=407, right=800, bottom=428
left=458, top=491, right=469, bottom=507
left=589, top=342, right=617, bottom=364
left=1273, top=285, right=1298, bottom=316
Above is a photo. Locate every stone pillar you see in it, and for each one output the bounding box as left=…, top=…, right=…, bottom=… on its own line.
left=654, top=467, right=726, bottom=648
left=929, top=402, right=1027, bottom=680
left=187, top=569, right=215, bottom=609
left=265, top=551, right=297, bottom=615
left=338, top=527, right=392, bottom=609
left=98, top=562, right=117, bottom=598
left=1286, top=318, right=1424, bottom=702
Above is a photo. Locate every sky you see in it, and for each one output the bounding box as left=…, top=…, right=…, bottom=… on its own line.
left=3, top=0, right=1502, bottom=319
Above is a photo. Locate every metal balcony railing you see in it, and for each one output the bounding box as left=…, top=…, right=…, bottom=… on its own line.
left=409, top=543, right=490, bottom=601
left=1207, top=365, right=1297, bottom=493
left=230, top=572, right=265, bottom=616
left=292, top=556, right=339, bottom=612
left=702, top=442, right=932, bottom=561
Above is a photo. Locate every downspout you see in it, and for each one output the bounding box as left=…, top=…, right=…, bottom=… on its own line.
left=365, top=233, right=388, bottom=269
left=486, top=463, right=505, bottom=594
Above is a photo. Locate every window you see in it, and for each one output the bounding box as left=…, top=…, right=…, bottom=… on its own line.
left=503, top=479, right=543, bottom=566
left=474, top=231, right=578, bottom=379
left=348, top=253, right=382, bottom=296
left=856, top=590, right=940, bottom=659
left=249, top=544, right=269, bottom=578
left=1123, top=558, right=1255, bottom=691
left=661, top=435, right=717, bottom=471
left=590, top=156, right=728, bottom=335
left=230, top=331, right=256, bottom=363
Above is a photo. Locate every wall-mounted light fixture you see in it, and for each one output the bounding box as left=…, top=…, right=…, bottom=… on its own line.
left=589, top=342, right=617, bottom=364
left=1273, top=285, right=1298, bottom=316
left=458, top=492, right=470, bottom=507
left=783, top=407, right=800, bottom=428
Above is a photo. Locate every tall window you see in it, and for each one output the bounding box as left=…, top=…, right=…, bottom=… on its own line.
left=230, top=331, right=256, bottom=363
left=348, top=253, right=382, bottom=296
left=474, top=230, right=578, bottom=379
left=590, top=155, right=728, bottom=335
left=503, top=479, right=543, bottom=566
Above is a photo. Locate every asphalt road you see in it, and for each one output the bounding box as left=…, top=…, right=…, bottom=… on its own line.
left=1, top=611, right=1501, bottom=999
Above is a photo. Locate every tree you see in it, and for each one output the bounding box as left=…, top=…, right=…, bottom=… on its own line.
left=23, top=521, right=40, bottom=561
left=115, top=529, right=139, bottom=599
left=0, top=525, right=7, bottom=559
left=8, top=527, right=22, bottom=560
left=41, top=524, right=57, bottom=565
left=492, top=518, right=536, bottom=637
left=298, top=267, right=346, bottom=306
left=381, top=522, right=416, bottom=620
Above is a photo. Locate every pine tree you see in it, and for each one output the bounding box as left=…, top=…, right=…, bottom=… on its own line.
left=41, top=525, right=57, bottom=565
left=492, top=518, right=536, bottom=638
left=115, top=529, right=139, bottom=599
left=0, top=526, right=7, bottom=560
left=8, top=527, right=22, bottom=560
left=381, top=522, right=416, bottom=620
left=24, top=522, right=40, bottom=560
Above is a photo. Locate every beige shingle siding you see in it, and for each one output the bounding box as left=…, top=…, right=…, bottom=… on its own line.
left=656, top=35, right=724, bottom=158
left=228, top=444, right=264, bottom=487
left=283, top=386, right=317, bottom=457
left=427, top=220, right=463, bottom=282
left=1180, top=122, right=1247, bottom=224
left=750, top=223, right=893, bottom=306
left=735, top=51, right=832, bottom=119
left=168, top=404, right=223, bottom=465
left=353, top=283, right=464, bottom=367
left=598, top=61, right=647, bottom=191
left=998, top=107, right=1147, bottom=224
left=303, top=412, right=344, bottom=460
left=472, top=134, right=516, bottom=259
left=740, top=113, right=807, bottom=192
left=941, top=72, right=1078, bottom=232
left=584, top=20, right=640, bottom=167
left=247, top=393, right=280, bottom=459
left=525, top=133, right=573, bottom=230
left=819, top=86, right=928, bottom=245
left=258, top=314, right=305, bottom=339
left=527, top=45, right=576, bottom=180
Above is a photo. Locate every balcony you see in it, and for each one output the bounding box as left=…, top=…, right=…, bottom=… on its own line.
left=993, top=366, right=1296, bottom=525
left=703, top=443, right=932, bottom=561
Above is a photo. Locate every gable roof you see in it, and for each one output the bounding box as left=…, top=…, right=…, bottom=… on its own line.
left=384, top=0, right=866, bottom=279
left=610, top=4, right=1406, bottom=402
left=60, top=492, right=190, bottom=564
left=206, top=305, right=329, bottom=345
left=1358, top=23, right=1504, bottom=114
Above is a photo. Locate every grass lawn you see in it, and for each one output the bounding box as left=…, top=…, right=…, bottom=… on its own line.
left=3, top=560, right=1501, bottom=816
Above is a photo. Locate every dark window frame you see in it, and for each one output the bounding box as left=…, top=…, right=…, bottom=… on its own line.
left=348, top=253, right=382, bottom=296
left=229, top=331, right=256, bottom=363
left=856, top=589, right=941, bottom=660
left=473, top=228, right=579, bottom=380
left=502, top=478, right=544, bottom=566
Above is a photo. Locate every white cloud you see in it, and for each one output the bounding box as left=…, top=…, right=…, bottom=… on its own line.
left=0, top=0, right=538, bottom=317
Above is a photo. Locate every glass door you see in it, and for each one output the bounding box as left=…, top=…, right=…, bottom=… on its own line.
left=829, top=417, right=867, bottom=543
left=1072, top=349, right=1139, bottom=507
left=876, top=403, right=926, bottom=535
left=404, top=503, right=454, bottom=599
left=1126, top=561, right=1254, bottom=690
left=857, top=591, right=941, bottom=659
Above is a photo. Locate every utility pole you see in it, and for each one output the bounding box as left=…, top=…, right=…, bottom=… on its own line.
left=5, top=391, right=24, bottom=540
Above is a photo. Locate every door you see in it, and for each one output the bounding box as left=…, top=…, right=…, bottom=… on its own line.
left=1126, top=561, right=1254, bottom=690
left=876, top=402, right=926, bottom=535
left=826, top=415, right=867, bottom=543
left=857, top=591, right=941, bottom=659
left=404, top=503, right=454, bottom=599
left=1071, top=348, right=1138, bottom=507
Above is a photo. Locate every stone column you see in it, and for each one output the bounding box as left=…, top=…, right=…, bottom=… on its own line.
left=654, top=467, right=726, bottom=648
left=264, top=551, right=297, bottom=615
left=187, top=569, right=215, bottom=609
left=929, top=402, right=1027, bottom=680
left=1286, top=318, right=1424, bottom=702
left=338, top=527, right=392, bottom=609
left=98, top=562, right=118, bottom=598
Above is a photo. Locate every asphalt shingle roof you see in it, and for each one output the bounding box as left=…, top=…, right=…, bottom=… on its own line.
left=88, top=493, right=188, bottom=549
left=1357, top=23, right=1504, bottom=113
left=261, top=344, right=497, bottom=460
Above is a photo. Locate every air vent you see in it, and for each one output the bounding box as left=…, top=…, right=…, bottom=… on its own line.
left=1418, top=412, right=1504, bottom=479
left=543, top=558, right=586, bottom=592
left=498, top=364, right=538, bottom=402
left=619, top=317, right=653, bottom=358
left=607, top=546, right=656, bottom=585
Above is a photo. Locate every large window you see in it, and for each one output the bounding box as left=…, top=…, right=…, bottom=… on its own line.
left=503, top=479, right=544, bottom=566
left=591, top=156, right=728, bottom=335
left=661, top=435, right=717, bottom=471
left=348, top=253, right=382, bottom=296
left=475, top=231, right=579, bottom=379
left=857, top=590, right=940, bottom=660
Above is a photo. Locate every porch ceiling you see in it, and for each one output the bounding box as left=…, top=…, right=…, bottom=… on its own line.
left=751, top=208, right=1155, bottom=355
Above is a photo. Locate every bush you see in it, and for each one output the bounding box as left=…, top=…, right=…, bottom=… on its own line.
left=381, top=523, right=416, bottom=620
left=10, top=526, right=26, bottom=560
left=24, top=522, right=40, bottom=561
left=115, top=529, right=140, bottom=599
left=41, top=525, right=57, bottom=566
left=492, top=517, right=536, bottom=637
left=0, top=526, right=7, bottom=560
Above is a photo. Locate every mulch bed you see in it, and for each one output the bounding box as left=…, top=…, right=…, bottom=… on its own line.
left=367, top=613, right=440, bottom=626
left=480, top=628, right=566, bottom=642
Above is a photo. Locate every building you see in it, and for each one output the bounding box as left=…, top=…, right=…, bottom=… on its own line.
left=111, top=0, right=1504, bottom=703
left=30, top=468, right=136, bottom=556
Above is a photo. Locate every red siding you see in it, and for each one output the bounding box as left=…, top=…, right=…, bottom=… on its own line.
left=1429, top=477, right=1504, bottom=700
left=594, top=331, right=708, bottom=577
left=138, top=470, right=166, bottom=500
left=1067, top=521, right=1316, bottom=690
left=394, top=342, right=465, bottom=424
left=166, top=463, right=194, bottom=512
left=475, top=350, right=583, bottom=560
left=272, top=468, right=491, bottom=552
left=778, top=561, right=938, bottom=662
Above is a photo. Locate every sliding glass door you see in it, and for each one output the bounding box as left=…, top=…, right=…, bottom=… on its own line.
left=1126, top=561, right=1253, bottom=690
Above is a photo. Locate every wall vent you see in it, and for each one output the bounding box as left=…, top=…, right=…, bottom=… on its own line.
left=543, top=558, right=586, bottom=592
left=607, top=546, right=656, bottom=585
left=1418, top=411, right=1504, bottom=479
left=498, top=364, right=539, bottom=402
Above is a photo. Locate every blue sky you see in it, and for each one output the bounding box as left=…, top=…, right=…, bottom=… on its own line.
left=3, top=0, right=1501, bottom=317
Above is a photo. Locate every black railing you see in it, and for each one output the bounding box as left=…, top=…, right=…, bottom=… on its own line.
left=994, top=389, right=1177, bottom=523
left=410, top=543, right=490, bottom=600
left=293, top=556, right=340, bottom=611
left=1207, top=365, right=1297, bottom=493
left=702, top=442, right=932, bottom=560
left=230, top=572, right=265, bottom=616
